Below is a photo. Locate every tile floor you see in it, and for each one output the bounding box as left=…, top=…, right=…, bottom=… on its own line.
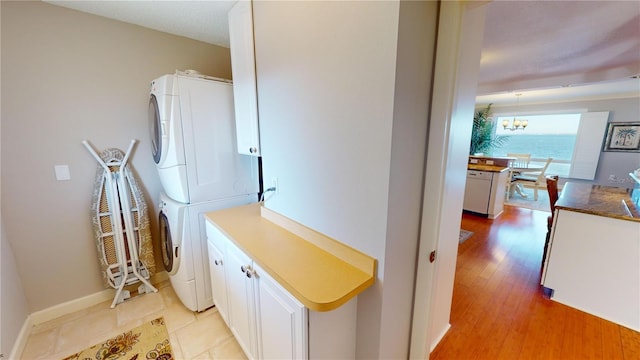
left=20, top=281, right=247, bottom=359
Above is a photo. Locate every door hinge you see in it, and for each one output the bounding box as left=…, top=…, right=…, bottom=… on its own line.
left=429, top=250, right=436, bottom=263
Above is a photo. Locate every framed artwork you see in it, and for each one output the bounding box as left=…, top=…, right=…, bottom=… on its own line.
left=603, top=122, right=640, bottom=152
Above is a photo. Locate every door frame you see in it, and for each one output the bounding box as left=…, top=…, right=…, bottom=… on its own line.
left=409, top=1, right=489, bottom=358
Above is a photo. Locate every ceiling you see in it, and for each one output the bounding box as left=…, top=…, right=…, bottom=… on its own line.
left=44, top=0, right=640, bottom=106
left=478, top=0, right=640, bottom=105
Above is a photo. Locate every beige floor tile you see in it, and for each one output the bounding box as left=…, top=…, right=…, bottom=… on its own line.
left=21, top=282, right=241, bottom=360
left=160, top=303, right=198, bottom=333
left=192, top=350, right=214, bottom=359
left=175, top=312, right=233, bottom=359
left=54, top=306, right=118, bottom=354
left=160, top=284, right=183, bottom=307
left=194, top=304, right=218, bottom=320
left=29, top=308, right=89, bottom=335
left=20, top=327, right=59, bottom=360
left=116, top=290, right=166, bottom=327
left=169, top=332, right=184, bottom=359
left=210, top=336, right=248, bottom=360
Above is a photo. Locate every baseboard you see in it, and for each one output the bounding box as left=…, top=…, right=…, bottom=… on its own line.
left=29, top=271, right=168, bottom=325
left=9, top=271, right=169, bottom=359
left=429, top=323, right=451, bottom=353
left=8, top=316, right=33, bottom=360
left=29, top=289, right=111, bottom=326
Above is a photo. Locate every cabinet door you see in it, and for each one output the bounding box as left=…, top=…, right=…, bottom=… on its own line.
left=228, top=0, right=261, bottom=156
left=225, top=241, right=258, bottom=359
left=254, top=262, right=308, bottom=359
left=206, top=240, right=229, bottom=326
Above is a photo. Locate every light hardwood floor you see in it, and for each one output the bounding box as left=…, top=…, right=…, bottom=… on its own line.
left=431, top=205, right=640, bottom=359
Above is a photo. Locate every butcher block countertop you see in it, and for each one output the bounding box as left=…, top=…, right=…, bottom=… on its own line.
left=205, top=203, right=376, bottom=312
left=556, top=182, right=640, bottom=222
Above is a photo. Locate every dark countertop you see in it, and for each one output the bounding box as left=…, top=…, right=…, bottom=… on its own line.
left=467, top=164, right=509, bottom=173
left=555, top=182, right=640, bottom=222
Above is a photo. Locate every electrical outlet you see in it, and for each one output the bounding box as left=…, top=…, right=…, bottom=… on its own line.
left=272, top=177, right=279, bottom=195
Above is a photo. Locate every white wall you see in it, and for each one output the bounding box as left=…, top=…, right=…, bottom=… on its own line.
left=487, top=97, right=640, bottom=186
left=252, top=1, right=438, bottom=357
left=0, top=1, right=232, bottom=312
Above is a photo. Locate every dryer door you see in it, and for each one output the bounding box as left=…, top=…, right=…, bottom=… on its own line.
left=149, top=94, right=162, bottom=164
left=159, top=210, right=175, bottom=273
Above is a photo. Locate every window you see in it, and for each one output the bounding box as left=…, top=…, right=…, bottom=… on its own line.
left=493, top=113, right=581, bottom=177
left=490, top=111, right=609, bottom=180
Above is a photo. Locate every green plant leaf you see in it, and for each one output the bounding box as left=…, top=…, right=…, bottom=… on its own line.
left=469, top=103, right=510, bottom=155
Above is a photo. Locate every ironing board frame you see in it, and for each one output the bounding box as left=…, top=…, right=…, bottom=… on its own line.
left=83, top=140, right=157, bottom=307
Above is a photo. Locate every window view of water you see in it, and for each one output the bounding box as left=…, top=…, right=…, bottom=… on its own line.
left=492, top=134, right=577, bottom=177
left=490, top=113, right=581, bottom=177
left=493, top=134, right=577, bottom=161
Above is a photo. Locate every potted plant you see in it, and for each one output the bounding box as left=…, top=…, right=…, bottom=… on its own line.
left=469, top=104, right=509, bottom=155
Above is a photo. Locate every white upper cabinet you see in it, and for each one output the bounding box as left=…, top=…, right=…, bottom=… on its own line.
left=229, top=0, right=261, bottom=156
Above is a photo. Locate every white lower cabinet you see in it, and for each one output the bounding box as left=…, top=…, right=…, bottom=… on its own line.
left=206, top=240, right=229, bottom=325
left=254, top=261, right=307, bottom=359
left=225, top=239, right=260, bottom=358
left=206, top=222, right=307, bottom=359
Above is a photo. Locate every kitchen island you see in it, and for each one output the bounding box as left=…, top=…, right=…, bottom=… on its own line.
left=464, top=156, right=510, bottom=218
left=542, top=182, right=640, bottom=331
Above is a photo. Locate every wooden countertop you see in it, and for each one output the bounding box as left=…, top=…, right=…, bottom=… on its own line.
left=467, top=164, right=509, bottom=172
left=555, top=182, right=640, bottom=222
left=205, top=203, right=376, bottom=312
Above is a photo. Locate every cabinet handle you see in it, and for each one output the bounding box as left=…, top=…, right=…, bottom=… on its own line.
left=241, top=265, right=256, bottom=278
left=214, top=259, right=222, bottom=266
left=249, top=147, right=258, bottom=154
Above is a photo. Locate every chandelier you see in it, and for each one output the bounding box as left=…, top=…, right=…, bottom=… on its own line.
left=502, top=93, right=528, bottom=131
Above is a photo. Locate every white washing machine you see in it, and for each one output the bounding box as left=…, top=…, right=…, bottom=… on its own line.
left=149, top=70, right=258, bottom=204
left=159, top=191, right=257, bottom=312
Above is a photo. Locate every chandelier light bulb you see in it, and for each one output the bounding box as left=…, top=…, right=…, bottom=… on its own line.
left=503, top=93, right=527, bottom=131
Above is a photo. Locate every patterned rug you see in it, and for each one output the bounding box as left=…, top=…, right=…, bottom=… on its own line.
left=62, top=317, right=173, bottom=360
left=459, top=229, right=474, bottom=244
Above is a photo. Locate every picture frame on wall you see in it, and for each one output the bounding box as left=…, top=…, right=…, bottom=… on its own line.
left=603, top=122, right=640, bottom=152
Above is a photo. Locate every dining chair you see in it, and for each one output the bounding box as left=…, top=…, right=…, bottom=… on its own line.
left=509, top=158, right=553, bottom=201
left=543, top=175, right=560, bottom=265
left=507, top=153, right=531, bottom=168
left=505, top=153, right=532, bottom=200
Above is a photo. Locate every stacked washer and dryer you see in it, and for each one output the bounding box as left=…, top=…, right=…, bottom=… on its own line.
left=149, top=70, right=259, bottom=312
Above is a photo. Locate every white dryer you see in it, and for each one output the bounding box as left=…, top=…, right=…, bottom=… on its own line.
left=149, top=71, right=258, bottom=204
left=159, top=191, right=257, bottom=312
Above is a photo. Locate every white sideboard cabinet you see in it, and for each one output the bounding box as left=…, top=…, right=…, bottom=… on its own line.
left=206, top=221, right=307, bottom=359
left=228, top=0, right=261, bottom=156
